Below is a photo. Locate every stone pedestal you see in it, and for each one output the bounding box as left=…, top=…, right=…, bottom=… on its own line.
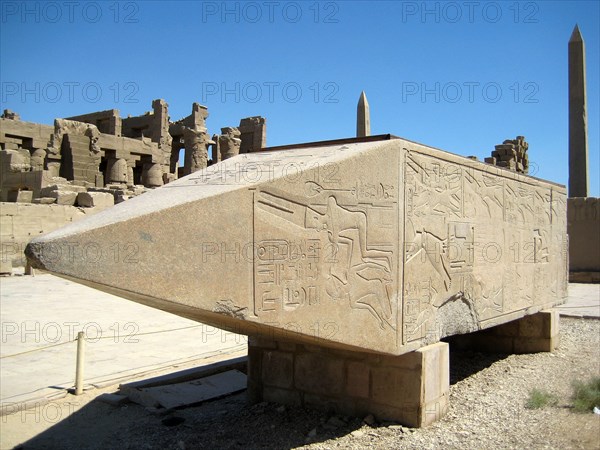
left=448, top=310, right=559, bottom=353
left=248, top=339, right=449, bottom=428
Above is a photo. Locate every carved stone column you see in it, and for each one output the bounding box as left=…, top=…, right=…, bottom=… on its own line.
left=107, top=158, right=128, bottom=184
left=219, top=127, right=242, bottom=161
left=142, top=162, right=164, bottom=188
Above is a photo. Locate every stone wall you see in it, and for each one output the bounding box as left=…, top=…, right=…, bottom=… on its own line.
left=0, top=202, right=102, bottom=269
left=567, top=197, right=600, bottom=281
left=248, top=337, right=449, bottom=427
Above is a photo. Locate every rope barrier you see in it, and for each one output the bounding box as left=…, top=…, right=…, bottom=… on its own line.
left=0, top=324, right=214, bottom=359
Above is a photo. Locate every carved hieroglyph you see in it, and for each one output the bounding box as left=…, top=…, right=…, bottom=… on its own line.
left=25, top=138, right=567, bottom=355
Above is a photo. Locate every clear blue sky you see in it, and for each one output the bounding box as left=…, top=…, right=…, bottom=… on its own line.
left=1, top=1, right=598, bottom=195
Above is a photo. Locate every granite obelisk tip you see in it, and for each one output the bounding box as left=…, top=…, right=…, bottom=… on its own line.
left=356, top=91, right=371, bottom=137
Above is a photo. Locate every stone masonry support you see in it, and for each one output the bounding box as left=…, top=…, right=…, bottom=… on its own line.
left=248, top=339, right=449, bottom=428
left=448, top=310, right=559, bottom=354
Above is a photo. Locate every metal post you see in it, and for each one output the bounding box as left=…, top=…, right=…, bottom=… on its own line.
left=75, top=331, right=85, bottom=395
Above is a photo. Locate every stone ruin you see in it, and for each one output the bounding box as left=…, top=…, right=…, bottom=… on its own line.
left=218, top=127, right=242, bottom=161
left=484, top=135, right=529, bottom=174
left=0, top=102, right=266, bottom=207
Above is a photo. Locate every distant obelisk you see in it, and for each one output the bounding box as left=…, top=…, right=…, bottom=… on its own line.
left=357, top=91, right=371, bottom=137
left=568, top=24, right=589, bottom=197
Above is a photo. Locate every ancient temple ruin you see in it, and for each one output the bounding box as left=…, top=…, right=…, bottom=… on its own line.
left=0, top=101, right=266, bottom=205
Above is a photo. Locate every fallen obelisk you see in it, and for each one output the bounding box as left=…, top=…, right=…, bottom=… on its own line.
left=26, top=135, right=567, bottom=426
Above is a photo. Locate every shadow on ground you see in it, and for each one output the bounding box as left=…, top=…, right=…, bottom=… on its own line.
left=445, top=340, right=510, bottom=385
left=15, top=390, right=360, bottom=450
left=15, top=348, right=511, bottom=449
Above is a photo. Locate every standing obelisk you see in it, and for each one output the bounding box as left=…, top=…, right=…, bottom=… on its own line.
left=568, top=24, right=589, bottom=197
left=357, top=91, right=371, bottom=137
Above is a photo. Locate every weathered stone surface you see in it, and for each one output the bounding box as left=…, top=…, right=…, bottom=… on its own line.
left=486, top=136, right=529, bottom=174
left=40, top=184, right=87, bottom=197
left=183, top=127, right=212, bottom=175
left=49, top=190, right=77, bottom=206
left=77, top=192, right=115, bottom=209
left=32, top=197, right=57, bottom=204
left=238, top=116, right=266, bottom=153
left=7, top=190, right=33, bottom=203
left=219, top=127, right=241, bottom=161
left=1, top=202, right=87, bottom=267
left=1, top=149, right=30, bottom=172
left=0, top=259, right=12, bottom=274
left=25, top=137, right=568, bottom=355
left=248, top=338, right=449, bottom=427
left=107, top=158, right=128, bottom=184
left=142, top=163, right=164, bottom=188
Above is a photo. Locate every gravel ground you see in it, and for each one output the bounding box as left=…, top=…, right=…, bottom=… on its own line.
left=5, top=317, right=600, bottom=450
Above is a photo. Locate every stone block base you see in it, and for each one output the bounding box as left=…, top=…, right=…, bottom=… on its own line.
left=248, top=339, right=449, bottom=428
left=448, top=310, right=559, bottom=353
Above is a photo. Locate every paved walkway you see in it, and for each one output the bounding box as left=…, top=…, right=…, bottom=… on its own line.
left=0, top=273, right=598, bottom=412
left=0, top=273, right=246, bottom=410
left=558, top=283, right=600, bottom=318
